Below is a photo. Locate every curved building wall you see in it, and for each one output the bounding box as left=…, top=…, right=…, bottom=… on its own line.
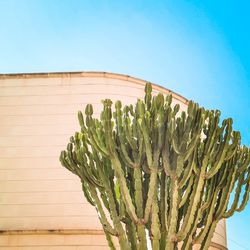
left=0, top=72, right=227, bottom=249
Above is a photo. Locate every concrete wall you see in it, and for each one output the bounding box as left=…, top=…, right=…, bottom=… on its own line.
left=0, top=72, right=227, bottom=249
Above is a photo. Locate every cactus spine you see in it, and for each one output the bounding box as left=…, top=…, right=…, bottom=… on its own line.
left=60, top=83, right=250, bottom=250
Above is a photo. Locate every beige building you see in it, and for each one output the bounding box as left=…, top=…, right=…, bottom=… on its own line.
left=0, top=72, right=227, bottom=249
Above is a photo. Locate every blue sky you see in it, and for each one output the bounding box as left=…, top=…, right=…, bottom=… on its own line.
left=0, top=0, right=249, bottom=249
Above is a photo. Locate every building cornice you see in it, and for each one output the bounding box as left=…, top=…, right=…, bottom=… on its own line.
left=0, top=71, right=189, bottom=105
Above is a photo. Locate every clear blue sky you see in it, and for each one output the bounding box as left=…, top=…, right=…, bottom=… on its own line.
left=0, top=1, right=249, bottom=249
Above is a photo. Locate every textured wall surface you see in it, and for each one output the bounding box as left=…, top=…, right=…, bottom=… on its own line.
left=0, top=72, right=227, bottom=249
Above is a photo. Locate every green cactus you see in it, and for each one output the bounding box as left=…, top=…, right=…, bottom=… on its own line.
left=60, top=83, right=250, bottom=250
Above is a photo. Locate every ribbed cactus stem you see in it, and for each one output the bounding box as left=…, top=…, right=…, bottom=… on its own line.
left=104, top=230, right=116, bottom=250
left=159, top=173, right=167, bottom=249
left=125, top=219, right=137, bottom=249
left=144, top=170, right=158, bottom=223
left=151, top=189, right=161, bottom=250
left=177, top=166, right=206, bottom=241
left=200, top=222, right=218, bottom=249
left=134, top=168, right=147, bottom=249
left=89, top=188, right=117, bottom=236
left=164, top=176, right=170, bottom=233
left=165, top=179, right=179, bottom=250
left=111, top=155, right=139, bottom=223
left=194, top=186, right=220, bottom=244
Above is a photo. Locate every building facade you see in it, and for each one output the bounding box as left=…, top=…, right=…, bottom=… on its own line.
left=0, top=72, right=227, bottom=249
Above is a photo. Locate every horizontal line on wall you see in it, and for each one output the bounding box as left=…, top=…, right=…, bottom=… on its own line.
left=0, top=202, right=87, bottom=205
left=0, top=113, right=83, bottom=116
left=0, top=229, right=104, bottom=235
left=0, top=82, right=143, bottom=89
left=0, top=137, right=71, bottom=141
left=0, top=113, right=78, bottom=117
left=0, top=168, right=60, bottom=170
left=0, top=179, right=77, bottom=182
left=0, top=156, right=61, bottom=159
left=0, top=92, right=143, bottom=98
left=0, top=102, right=99, bottom=107
left=0, top=178, right=76, bottom=181
left=0, top=124, right=76, bottom=128
left=0, top=215, right=98, bottom=218
left=0, top=245, right=108, bottom=248
left=0, top=123, right=75, bottom=126
left=0, top=154, right=65, bottom=159
left=0, top=191, right=82, bottom=193
left=0, top=156, right=59, bottom=158
left=0, top=145, right=66, bottom=148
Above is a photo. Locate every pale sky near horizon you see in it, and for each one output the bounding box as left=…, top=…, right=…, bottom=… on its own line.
left=0, top=1, right=250, bottom=249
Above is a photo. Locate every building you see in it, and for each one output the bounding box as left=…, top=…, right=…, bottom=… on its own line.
left=0, top=72, right=227, bottom=249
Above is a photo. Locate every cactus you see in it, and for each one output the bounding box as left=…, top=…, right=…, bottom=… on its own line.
left=60, top=83, right=250, bottom=250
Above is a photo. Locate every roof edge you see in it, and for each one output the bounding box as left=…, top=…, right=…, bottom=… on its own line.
left=0, top=71, right=188, bottom=104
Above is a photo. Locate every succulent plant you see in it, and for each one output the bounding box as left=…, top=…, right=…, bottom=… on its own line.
left=60, top=83, right=250, bottom=250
